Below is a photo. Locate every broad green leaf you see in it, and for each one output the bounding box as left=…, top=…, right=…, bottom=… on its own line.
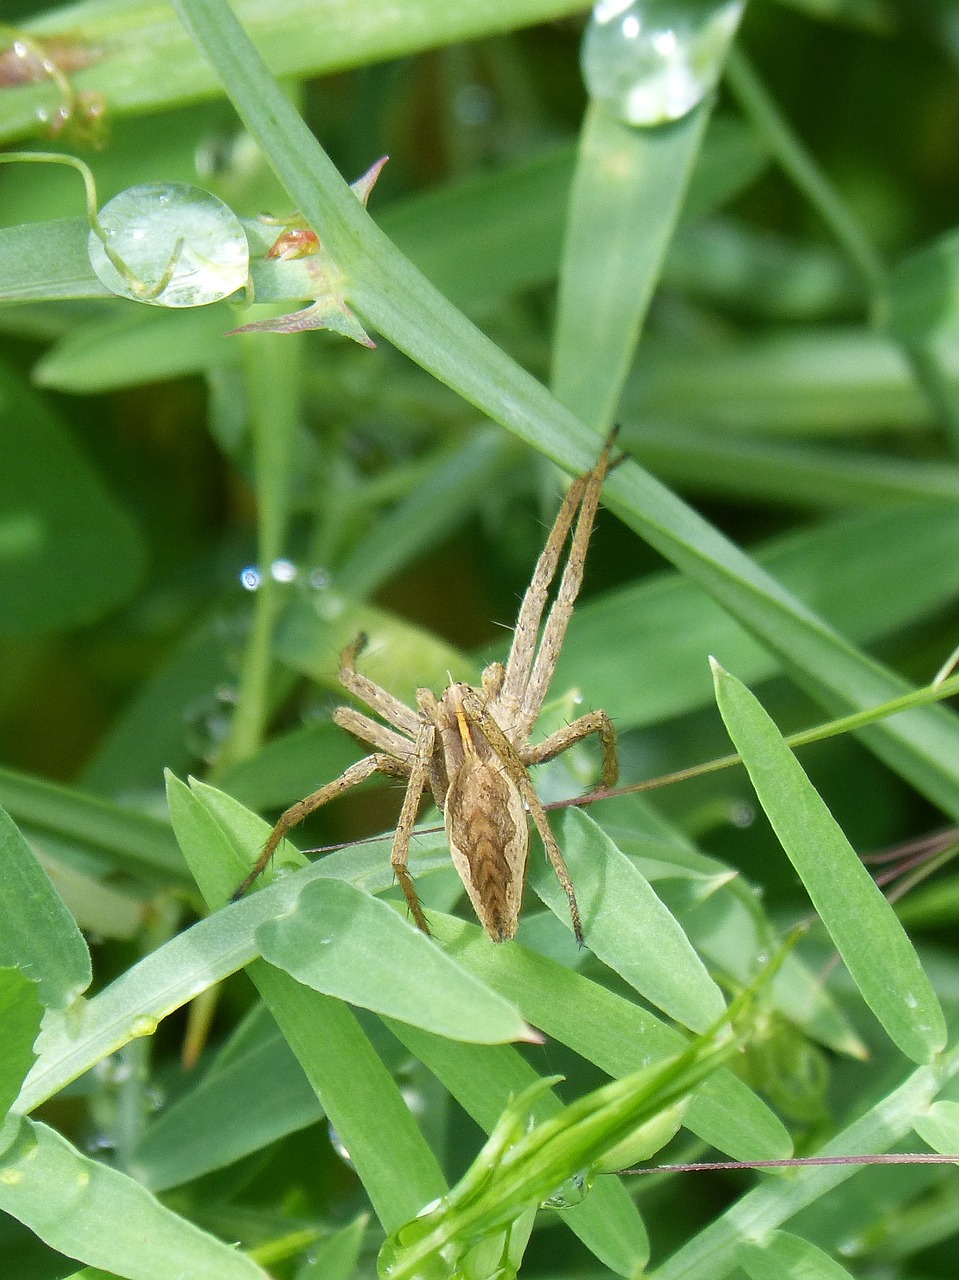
left=912, top=1099, right=959, bottom=1153
left=712, top=662, right=946, bottom=1064
left=528, top=808, right=725, bottom=1033
left=428, top=913, right=792, bottom=1163
left=0, top=970, right=42, bottom=1119
left=738, top=1230, right=856, bottom=1280
left=552, top=99, right=710, bottom=428
left=255, top=878, right=528, bottom=1043
left=168, top=773, right=447, bottom=1232
left=0, top=805, right=90, bottom=1011
left=0, top=360, right=145, bottom=633
left=385, top=1022, right=651, bottom=1278
left=0, top=1118, right=267, bottom=1280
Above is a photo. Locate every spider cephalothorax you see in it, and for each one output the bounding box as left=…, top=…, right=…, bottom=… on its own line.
left=234, top=435, right=620, bottom=942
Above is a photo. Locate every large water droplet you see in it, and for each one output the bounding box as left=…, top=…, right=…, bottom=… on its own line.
left=581, top=0, right=744, bottom=126
left=88, top=183, right=249, bottom=307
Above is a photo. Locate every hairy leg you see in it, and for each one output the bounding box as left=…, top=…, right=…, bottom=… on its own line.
left=517, top=434, right=618, bottom=736
left=389, top=718, right=435, bottom=934
left=337, top=633, right=420, bottom=737
left=521, top=710, right=618, bottom=789
left=334, top=705, right=416, bottom=759
left=231, top=751, right=411, bottom=900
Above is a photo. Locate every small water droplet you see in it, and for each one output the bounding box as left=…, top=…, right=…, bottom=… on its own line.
left=88, top=182, right=249, bottom=307
left=240, top=565, right=261, bottom=591
left=581, top=0, right=745, bottom=126
left=309, top=566, right=331, bottom=590
left=270, top=557, right=298, bottom=583
left=905, top=991, right=918, bottom=1009
left=729, top=800, right=754, bottom=828
left=129, top=1014, right=159, bottom=1039
left=541, top=1169, right=594, bottom=1208
left=328, top=1121, right=355, bottom=1168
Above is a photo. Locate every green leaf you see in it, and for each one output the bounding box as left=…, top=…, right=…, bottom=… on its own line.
left=528, top=809, right=726, bottom=1033
left=0, top=360, right=145, bottom=633
left=886, top=225, right=959, bottom=344
left=712, top=661, right=946, bottom=1064
left=912, top=1099, right=959, bottom=1153
left=0, top=1118, right=268, bottom=1280
left=0, top=805, right=90, bottom=1011
left=299, top=1215, right=368, bottom=1280
left=738, top=1230, right=856, bottom=1280
left=552, top=99, right=710, bottom=428
left=255, top=879, right=529, bottom=1043
left=0, top=970, right=42, bottom=1120
left=134, top=1005, right=322, bottom=1191
left=167, top=773, right=448, bottom=1232
left=427, top=913, right=792, bottom=1164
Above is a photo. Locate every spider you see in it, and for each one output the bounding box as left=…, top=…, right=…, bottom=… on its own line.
left=233, top=434, right=620, bottom=943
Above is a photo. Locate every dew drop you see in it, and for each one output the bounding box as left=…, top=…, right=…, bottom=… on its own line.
left=541, top=1169, right=594, bottom=1208
left=327, top=1121, right=355, bottom=1168
left=128, top=1014, right=159, bottom=1039
left=240, top=565, right=262, bottom=591
left=270, top=557, right=298, bottom=583
left=88, top=182, right=249, bottom=307
left=581, top=0, right=745, bottom=126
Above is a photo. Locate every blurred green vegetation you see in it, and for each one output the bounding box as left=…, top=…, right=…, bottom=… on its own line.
left=3, top=1, right=959, bottom=1278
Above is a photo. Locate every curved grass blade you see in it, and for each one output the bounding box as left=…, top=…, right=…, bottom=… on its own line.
left=712, top=661, right=946, bottom=1065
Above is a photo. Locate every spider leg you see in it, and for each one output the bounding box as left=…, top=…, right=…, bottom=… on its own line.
left=496, top=471, right=590, bottom=730
left=461, top=689, right=584, bottom=945
left=231, top=751, right=411, bottom=900
left=338, top=633, right=420, bottom=736
left=521, top=710, right=618, bottom=789
left=516, top=436, right=616, bottom=738
left=334, top=706, right=416, bottom=759
left=390, top=717, right=436, bottom=934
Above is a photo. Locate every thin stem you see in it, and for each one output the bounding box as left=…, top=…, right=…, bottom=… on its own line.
left=212, top=331, right=302, bottom=773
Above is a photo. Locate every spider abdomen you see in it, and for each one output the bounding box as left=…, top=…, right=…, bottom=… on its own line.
left=444, top=755, right=529, bottom=942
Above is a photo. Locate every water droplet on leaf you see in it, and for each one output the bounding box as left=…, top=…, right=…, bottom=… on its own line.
left=540, top=1169, right=594, bottom=1208
left=88, top=183, right=249, bottom=307
left=581, top=0, right=744, bottom=126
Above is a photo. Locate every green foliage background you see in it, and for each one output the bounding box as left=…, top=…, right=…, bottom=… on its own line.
left=2, top=1, right=959, bottom=1278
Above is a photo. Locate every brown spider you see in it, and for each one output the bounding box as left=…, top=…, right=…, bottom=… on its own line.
left=233, top=435, right=620, bottom=943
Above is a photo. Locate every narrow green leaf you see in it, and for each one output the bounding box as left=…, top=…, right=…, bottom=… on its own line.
left=528, top=808, right=725, bottom=1033
left=299, top=1215, right=368, bottom=1280
left=0, top=806, right=90, bottom=1011
left=256, top=879, right=528, bottom=1043
left=134, top=1005, right=323, bottom=1191
left=552, top=99, right=710, bottom=428
left=712, top=661, right=946, bottom=1064
left=738, top=1230, right=856, bottom=1280
left=0, top=766, right=184, bottom=883
left=0, top=1118, right=267, bottom=1280
left=0, top=970, right=42, bottom=1119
